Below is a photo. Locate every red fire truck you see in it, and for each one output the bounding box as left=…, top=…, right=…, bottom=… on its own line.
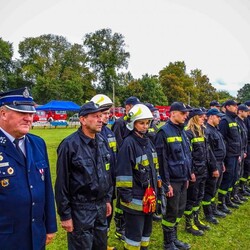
left=46, top=110, right=67, bottom=121
left=155, top=106, right=170, bottom=121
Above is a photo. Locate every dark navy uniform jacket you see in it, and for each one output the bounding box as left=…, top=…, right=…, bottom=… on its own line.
left=205, top=123, right=226, bottom=167
left=155, top=120, right=192, bottom=191
left=111, top=115, right=130, bottom=149
left=100, top=125, right=117, bottom=186
left=116, top=132, right=158, bottom=215
left=0, top=130, right=57, bottom=250
left=219, top=111, right=242, bottom=157
left=55, top=128, right=113, bottom=221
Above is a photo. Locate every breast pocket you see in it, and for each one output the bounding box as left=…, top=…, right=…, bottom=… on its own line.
left=0, top=166, right=16, bottom=191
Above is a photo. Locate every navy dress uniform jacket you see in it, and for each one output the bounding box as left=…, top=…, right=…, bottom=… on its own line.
left=0, top=131, right=57, bottom=250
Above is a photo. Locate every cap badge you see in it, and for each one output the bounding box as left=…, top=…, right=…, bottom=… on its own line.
left=23, top=88, right=30, bottom=98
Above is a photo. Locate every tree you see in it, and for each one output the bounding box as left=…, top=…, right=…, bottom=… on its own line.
left=237, top=83, right=250, bottom=102
left=159, top=61, right=196, bottom=105
left=124, top=74, right=167, bottom=105
left=216, top=90, right=235, bottom=104
left=18, top=34, right=95, bottom=103
left=0, top=38, right=15, bottom=90
left=83, top=28, right=130, bottom=95
left=190, top=69, right=217, bottom=108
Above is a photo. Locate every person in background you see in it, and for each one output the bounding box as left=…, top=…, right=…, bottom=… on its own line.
left=155, top=102, right=192, bottom=250
left=116, top=104, right=158, bottom=250
left=217, top=100, right=241, bottom=214
left=232, top=104, right=250, bottom=204
left=55, top=101, right=113, bottom=250
left=144, top=102, right=162, bottom=222
left=241, top=100, right=250, bottom=196
left=111, top=96, right=141, bottom=241
left=209, top=100, right=222, bottom=111
left=0, top=87, right=57, bottom=250
left=184, top=108, right=210, bottom=236
left=111, top=96, right=141, bottom=148
left=203, top=108, right=226, bottom=224
left=91, top=94, right=117, bottom=250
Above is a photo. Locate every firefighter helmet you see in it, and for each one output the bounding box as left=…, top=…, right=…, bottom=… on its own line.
left=126, top=104, right=153, bottom=131
left=90, top=94, right=113, bottom=110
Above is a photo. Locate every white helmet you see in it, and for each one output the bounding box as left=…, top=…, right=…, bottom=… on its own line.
left=90, top=94, right=113, bottom=110
left=126, top=104, right=153, bottom=131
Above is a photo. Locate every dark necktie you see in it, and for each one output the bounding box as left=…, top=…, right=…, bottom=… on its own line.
left=13, top=138, right=26, bottom=162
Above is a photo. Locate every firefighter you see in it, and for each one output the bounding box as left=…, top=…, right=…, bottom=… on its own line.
left=242, top=101, right=250, bottom=195
left=155, top=102, right=192, bottom=250
left=55, top=101, right=113, bottom=250
left=218, top=100, right=241, bottom=213
left=91, top=94, right=117, bottom=250
left=144, top=102, right=162, bottom=222
left=116, top=104, right=158, bottom=250
left=209, top=100, right=222, bottom=111
left=233, top=104, right=250, bottom=203
left=111, top=96, right=140, bottom=241
left=203, top=108, right=227, bottom=224
left=184, top=108, right=211, bottom=236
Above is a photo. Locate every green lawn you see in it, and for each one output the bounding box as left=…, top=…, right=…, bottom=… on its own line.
left=31, top=127, right=250, bottom=250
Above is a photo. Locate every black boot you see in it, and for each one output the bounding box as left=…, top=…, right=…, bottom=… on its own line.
left=163, top=227, right=179, bottom=250
left=231, top=185, right=244, bottom=204
left=185, top=213, right=204, bottom=236
left=193, top=210, right=210, bottom=231
left=203, top=205, right=219, bottom=224
left=225, top=192, right=239, bottom=209
left=172, top=225, right=191, bottom=250
left=114, top=212, right=125, bottom=241
left=211, top=202, right=226, bottom=218
left=237, top=192, right=248, bottom=202
left=217, top=193, right=232, bottom=214
left=152, top=213, right=162, bottom=222
left=239, top=181, right=250, bottom=197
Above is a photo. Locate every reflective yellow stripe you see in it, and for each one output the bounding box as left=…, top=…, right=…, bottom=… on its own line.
left=218, top=189, right=227, bottom=195
left=124, top=242, right=140, bottom=250
left=167, top=136, right=182, bottom=143
left=116, top=176, right=133, bottom=188
left=105, top=163, right=110, bottom=171
left=121, top=199, right=143, bottom=211
left=202, top=201, right=211, bottom=206
left=148, top=128, right=155, bottom=132
left=116, top=181, right=132, bottom=188
left=115, top=207, right=123, bottom=214
left=184, top=210, right=192, bottom=215
left=229, top=122, right=238, bottom=127
left=162, top=219, right=175, bottom=227
left=191, top=137, right=204, bottom=143
left=108, top=141, right=117, bottom=152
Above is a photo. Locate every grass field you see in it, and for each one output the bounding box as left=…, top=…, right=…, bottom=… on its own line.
left=31, top=127, right=250, bottom=250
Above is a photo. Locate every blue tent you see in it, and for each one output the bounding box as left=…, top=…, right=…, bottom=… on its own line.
left=36, top=100, right=80, bottom=111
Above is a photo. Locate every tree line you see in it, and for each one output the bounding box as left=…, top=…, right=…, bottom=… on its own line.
left=1, top=28, right=248, bottom=107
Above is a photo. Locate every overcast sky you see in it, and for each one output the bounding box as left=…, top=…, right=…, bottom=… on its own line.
left=1, top=0, right=250, bottom=96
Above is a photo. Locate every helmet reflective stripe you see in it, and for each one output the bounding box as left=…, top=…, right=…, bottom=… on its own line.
left=126, top=104, right=153, bottom=131
left=90, top=94, right=113, bottom=109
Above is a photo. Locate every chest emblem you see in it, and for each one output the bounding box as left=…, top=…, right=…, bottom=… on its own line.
left=7, top=167, right=14, bottom=175
left=1, top=179, right=9, bottom=187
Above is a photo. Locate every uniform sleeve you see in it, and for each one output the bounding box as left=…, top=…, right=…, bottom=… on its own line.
left=111, top=119, right=125, bottom=148
left=218, top=119, right=228, bottom=140
left=206, top=132, right=218, bottom=173
left=155, top=130, right=170, bottom=192
left=43, top=140, right=58, bottom=233
left=54, top=140, right=72, bottom=221
left=116, top=140, right=134, bottom=203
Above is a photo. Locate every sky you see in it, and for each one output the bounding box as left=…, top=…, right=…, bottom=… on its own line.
left=1, top=0, right=250, bottom=97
